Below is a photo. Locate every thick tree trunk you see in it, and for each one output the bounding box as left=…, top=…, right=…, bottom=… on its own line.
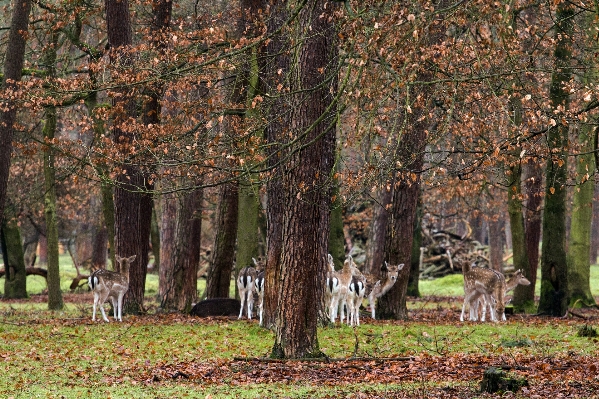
left=90, top=194, right=108, bottom=270
left=106, top=0, right=153, bottom=314
left=150, top=207, right=160, bottom=272
left=261, top=0, right=290, bottom=330
left=2, top=213, right=27, bottom=299
left=567, top=122, right=596, bottom=307
left=524, top=161, right=542, bottom=290
left=364, top=187, right=393, bottom=275
left=269, top=0, right=339, bottom=359
left=158, top=185, right=203, bottom=311
left=538, top=0, right=573, bottom=317
left=508, top=161, right=533, bottom=311
left=206, top=183, right=239, bottom=299
left=0, top=0, right=32, bottom=227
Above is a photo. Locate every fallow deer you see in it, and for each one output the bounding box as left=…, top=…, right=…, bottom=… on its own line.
left=476, top=269, right=531, bottom=321
left=237, top=262, right=257, bottom=320
left=365, top=262, right=404, bottom=320
left=88, top=255, right=136, bottom=322
left=327, top=255, right=362, bottom=324
left=347, top=274, right=367, bottom=326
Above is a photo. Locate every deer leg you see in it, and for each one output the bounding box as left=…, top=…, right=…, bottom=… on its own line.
left=238, top=289, right=246, bottom=319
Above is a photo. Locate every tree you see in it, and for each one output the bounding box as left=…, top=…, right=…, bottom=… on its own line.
left=0, top=0, right=33, bottom=231
left=1, top=206, right=27, bottom=298
left=105, top=0, right=152, bottom=314
left=538, top=0, right=574, bottom=317
left=205, top=182, right=238, bottom=299
left=267, top=0, right=340, bottom=358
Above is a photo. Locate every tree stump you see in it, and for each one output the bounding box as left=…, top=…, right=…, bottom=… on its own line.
left=480, top=367, right=527, bottom=393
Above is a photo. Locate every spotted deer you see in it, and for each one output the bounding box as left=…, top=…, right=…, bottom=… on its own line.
left=365, top=262, right=404, bottom=320
left=88, top=255, right=136, bottom=322
left=476, top=269, right=531, bottom=321
left=237, top=261, right=257, bottom=320
left=327, top=255, right=363, bottom=324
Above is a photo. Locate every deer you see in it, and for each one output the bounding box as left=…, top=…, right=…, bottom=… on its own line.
left=253, top=257, right=265, bottom=326
left=476, top=269, right=531, bottom=322
left=88, top=255, right=136, bottom=322
left=327, top=255, right=363, bottom=324
left=237, top=261, right=257, bottom=320
left=365, top=262, right=404, bottom=320
left=347, top=274, right=367, bottom=326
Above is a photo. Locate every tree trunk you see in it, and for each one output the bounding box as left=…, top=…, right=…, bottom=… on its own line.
left=269, top=0, right=339, bottom=359
left=235, top=0, right=264, bottom=270
left=150, top=206, right=160, bottom=272
left=567, top=122, right=596, bottom=307
left=407, top=192, right=422, bottom=298
left=261, top=0, right=290, bottom=330
left=364, top=187, right=393, bottom=275
left=158, top=184, right=203, bottom=311
left=106, top=0, right=152, bottom=314
left=488, top=217, right=504, bottom=272
left=2, top=212, right=27, bottom=299
left=538, top=0, right=573, bottom=317
left=206, top=183, right=238, bottom=299
left=508, top=161, right=533, bottom=311
left=590, top=182, right=599, bottom=264
left=524, top=161, right=542, bottom=291
left=42, top=30, right=63, bottom=310
left=328, top=176, right=345, bottom=270
left=0, top=0, right=33, bottom=233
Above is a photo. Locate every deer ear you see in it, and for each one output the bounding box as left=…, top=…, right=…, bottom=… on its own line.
left=398, top=263, right=405, bottom=270
left=127, top=255, right=137, bottom=263
left=327, top=254, right=333, bottom=263
left=381, top=262, right=388, bottom=272
left=115, top=255, right=122, bottom=263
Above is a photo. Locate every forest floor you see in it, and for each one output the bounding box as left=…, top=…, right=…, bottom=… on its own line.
left=1, top=293, right=599, bottom=398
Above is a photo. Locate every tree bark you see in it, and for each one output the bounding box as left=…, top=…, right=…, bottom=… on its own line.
left=538, top=0, right=573, bottom=317
left=261, top=0, right=290, bottom=330
left=206, top=183, right=238, bottom=299
left=0, top=0, right=33, bottom=234
left=106, top=0, right=152, bottom=314
left=42, top=29, right=64, bottom=310
left=364, top=187, right=393, bottom=275
left=488, top=217, right=504, bottom=272
left=1, top=211, right=27, bottom=299
left=407, top=192, right=422, bottom=297
left=268, top=0, right=339, bottom=359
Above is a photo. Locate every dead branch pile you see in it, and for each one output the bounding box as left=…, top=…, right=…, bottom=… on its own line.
left=419, top=225, right=489, bottom=279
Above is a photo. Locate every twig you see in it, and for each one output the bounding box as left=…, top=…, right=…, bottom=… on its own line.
left=232, top=356, right=414, bottom=363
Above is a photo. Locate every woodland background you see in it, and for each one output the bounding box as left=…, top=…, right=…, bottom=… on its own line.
left=1, top=0, right=599, bottom=360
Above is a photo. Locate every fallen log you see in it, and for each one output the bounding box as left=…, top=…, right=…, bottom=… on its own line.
left=0, top=267, right=48, bottom=279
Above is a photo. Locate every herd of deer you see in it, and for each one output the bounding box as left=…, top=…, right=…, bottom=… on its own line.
left=87, top=253, right=531, bottom=324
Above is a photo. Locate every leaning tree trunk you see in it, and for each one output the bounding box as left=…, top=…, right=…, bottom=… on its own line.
left=407, top=192, right=422, bottom=298
left=206, top=183, right=239, bottom=299
left=0, top=0, right=33, bottom=233
left=269, top=0, right=339, bottom=359
left=538, top=0, right=573, bottom=317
